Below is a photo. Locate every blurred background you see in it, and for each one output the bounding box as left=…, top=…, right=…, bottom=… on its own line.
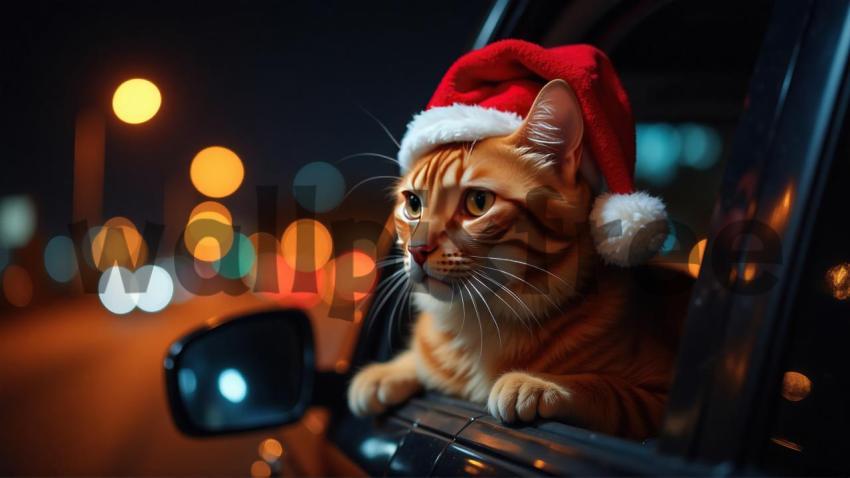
left=0, top=1, right=770, bottom=475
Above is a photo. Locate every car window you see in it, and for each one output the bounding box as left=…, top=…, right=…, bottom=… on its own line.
left=348, top=0, right=775, bottom=442
left=760, top=100, right=850, bottom=475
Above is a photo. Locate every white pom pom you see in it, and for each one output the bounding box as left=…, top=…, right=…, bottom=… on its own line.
left=589, top=192, right=668, bottom=267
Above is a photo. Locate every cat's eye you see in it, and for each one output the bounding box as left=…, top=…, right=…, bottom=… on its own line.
left=465, top=189, right=495, bottom=217
left=403, top=192, right=422, bottom=220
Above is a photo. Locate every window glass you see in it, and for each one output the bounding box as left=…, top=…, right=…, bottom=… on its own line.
left=760, top=104, right=850, bottom=475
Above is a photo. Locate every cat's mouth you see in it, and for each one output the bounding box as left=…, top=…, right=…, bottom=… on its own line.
left=409, top=264, right=456, bottom=297
left=410, top=265, right=452, bottom=286
left=417, top=274, right=454, bottom=299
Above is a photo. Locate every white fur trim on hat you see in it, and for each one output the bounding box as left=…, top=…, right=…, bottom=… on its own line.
left=398, top=104, right=523, bottom=171
left=590, top=192, right=668, bottom=266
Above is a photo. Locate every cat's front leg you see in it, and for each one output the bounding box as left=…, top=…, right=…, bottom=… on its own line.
left=487, top=371, right=665, bottom=438
left=348, top=350, right=422, bottom=416
left=487, top=371, right=572, bottom=423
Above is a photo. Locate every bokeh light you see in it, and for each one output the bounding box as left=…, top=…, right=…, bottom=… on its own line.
left=781, top=371, right=812, bottom=402
left=44, top=235, right=79, bottom=283
left=157, top=257, right=195, bottom=304
left=214, top=232, right=256, bottom=279
left=0, top=195, right=36, bottom=249
left=635, top=122, right=722, bottom=186
left=98, top=265, right=138, bottom=315
left=293, top=161, right=345, bottom=213
left=250, top=460, right=271, bottom=478
left=826, top=263, right=850, bottom=300
left=679, top=123, right=722, bottom=170
left=134, top=265, right=174, bottom=313
left=743, top=263, right=758, bottom=283
left=657, top=220, right=677, bottom=255
left=218, top=368, right=247, bottom=403
left=193, top=259, right=220, bottom=280
left=769, top=184, right=794, bottom=232
left=178, top=368, right=197, bottom=395
left=258, top=438, right=284, bottom=462
left=90, top=217, right=148, bottom=271
left=280, top=219, right=333, bottom=272
left=245, top=253, right=331, bottom=308
left=688, top=238, right=707, bottom=278
left=112, top=78, right=161, bottom=124
left=190, top=146, right=244, bottom=198
left=184, top=201, right=234, bottom=262
left=333, top=249, right=377, bottom=302
left=2, top=264, right=33, bottom=307
left=635, top=123, right=681, bottom=186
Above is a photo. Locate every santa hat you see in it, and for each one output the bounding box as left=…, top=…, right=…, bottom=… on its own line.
left=397, top=39, right=667, bottom=267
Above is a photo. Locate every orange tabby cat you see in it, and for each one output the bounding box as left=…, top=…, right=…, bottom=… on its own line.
left=347, top=80, right=681, bottom=440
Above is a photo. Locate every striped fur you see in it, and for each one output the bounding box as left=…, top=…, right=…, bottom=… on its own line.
left=348, top=82, right=680, bottom=439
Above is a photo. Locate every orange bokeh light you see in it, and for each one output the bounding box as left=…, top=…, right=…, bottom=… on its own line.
left=688, top=238, right=707, bottom=278
left=190, top=146, right=244, bottom=198
left=781, top=371, right=812, bottom=402
left=826, top=263, right=850, bottom=300
left=258, top=438, right=284, bottom=462
left=184, top=201, right=234, bottom=262
left=250, top=460, right=271, bottom=478
left=2, top=265, right=33, bottom=307
left=333, top=249, right=377, bottom=302
left=280, top=219, right=333, bottom=272
left=246, top=253, right=332, bottom=309
left=112, top=78, right=161, bottom=124
left=90, top=217, right=148, bottom=271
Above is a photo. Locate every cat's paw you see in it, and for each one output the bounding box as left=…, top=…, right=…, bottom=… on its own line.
left=348, top=362, right=421, bottom=417
left=487, top=372, right=571, bottom=423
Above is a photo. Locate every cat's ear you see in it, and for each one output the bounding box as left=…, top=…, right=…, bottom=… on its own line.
left=511, top=79, right=584, bottom=185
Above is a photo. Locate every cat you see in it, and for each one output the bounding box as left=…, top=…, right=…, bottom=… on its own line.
left=347, top=79, right=683, bottom=440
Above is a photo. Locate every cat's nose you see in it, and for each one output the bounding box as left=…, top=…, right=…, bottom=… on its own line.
left=408, top=244, right=436, bottom=266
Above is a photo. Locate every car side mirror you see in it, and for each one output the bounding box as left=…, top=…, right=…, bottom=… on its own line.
left=163, top=308, right=314, bottom=436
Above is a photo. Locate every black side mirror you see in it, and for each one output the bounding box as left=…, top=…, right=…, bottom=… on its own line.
left=163, top=308, right=314, bottom=436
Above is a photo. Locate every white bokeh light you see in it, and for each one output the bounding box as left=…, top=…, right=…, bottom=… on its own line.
left=135, top=264, right=174, bottom=313
left=217, top=368, right=248, bottom=403
left=98, top=265, right=139, bottom=315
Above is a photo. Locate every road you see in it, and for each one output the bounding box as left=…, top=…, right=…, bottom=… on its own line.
left=0, top=293, right=329, bottom=476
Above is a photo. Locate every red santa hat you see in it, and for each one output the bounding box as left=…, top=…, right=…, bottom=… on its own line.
left=397, top=39, right=667, bottom=266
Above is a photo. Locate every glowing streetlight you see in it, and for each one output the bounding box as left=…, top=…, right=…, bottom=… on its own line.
left=112, top=79, right=161, bottom=124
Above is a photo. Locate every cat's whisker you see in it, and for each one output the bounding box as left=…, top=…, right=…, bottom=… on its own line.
left=468, top=277, right=502, bottom=347
left=474, top=270, right=543, bottom=331
left=463, top=138, right=479, bottom=164
left=456, top=282, right=467, bottom=331
left=335, top=152, right=401, bottom=166
left=388, top=280, right=412, bottom=350
left=470, top=255, right=572, bottom=288
left=342, top=176, right=400, bottom=202
left=358, top=105, right=401, bottom=149
left=375, top=257, right=405, bottom=268
left=378, top=277, right=409, bottom=343
left=369, top=268, right=406, bottom=295
left=470, top=272, right=531, bottom=337
left=461, top=280, right=485, bottom=361
left=376, top=256, right=404, bottom=264
left=363, top=269, right=408, bottom=336
left=477, top=264, right=563, bottom=313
